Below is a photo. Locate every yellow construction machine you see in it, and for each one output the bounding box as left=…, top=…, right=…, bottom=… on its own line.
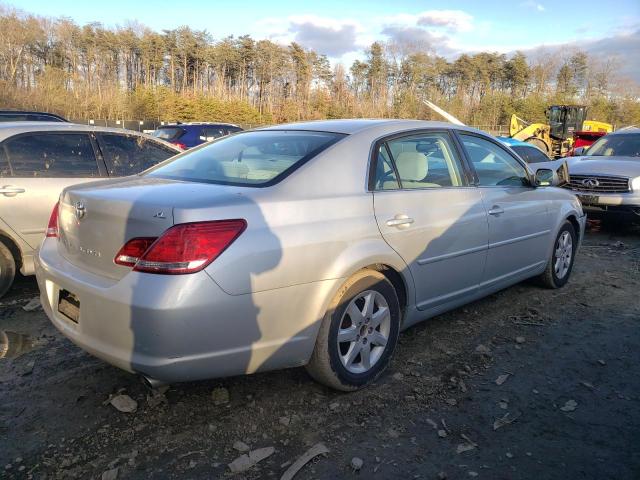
left=510, top=105, right=613, bottom=157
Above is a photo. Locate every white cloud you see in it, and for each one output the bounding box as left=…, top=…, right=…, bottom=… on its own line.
left=255, top=15, right=365, bottom=57
left=416, top=10, right=474, bottom=32
left=384, top=10, right=474, bottom=33
left=520, top=1, right=546, bottom=12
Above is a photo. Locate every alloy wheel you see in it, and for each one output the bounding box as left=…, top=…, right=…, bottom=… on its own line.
left=336, top=290, right=391, bottom=374
left=554, top=231, right=573, bottom=279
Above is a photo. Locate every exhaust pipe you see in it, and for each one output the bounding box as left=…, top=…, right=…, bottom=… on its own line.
left=140, top=374, right=167, bottom=390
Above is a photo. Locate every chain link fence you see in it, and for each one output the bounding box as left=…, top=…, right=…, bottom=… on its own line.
left=68, top=119, right=263, bottom=134
left=69, top=119, right=511, bottom=137
left=470, top=125, right=509, bottom=136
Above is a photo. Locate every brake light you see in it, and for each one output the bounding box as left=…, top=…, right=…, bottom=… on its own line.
left=46, top=202, right=59, bottom=238
left=172, top=141, right=187, bottom=150
left=114, top=237, right=157, bottom=267
left=122, top=220, right=246, bottom=274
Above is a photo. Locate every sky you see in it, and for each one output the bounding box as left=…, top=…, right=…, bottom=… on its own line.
left=10, top=0, right=640, bottom=80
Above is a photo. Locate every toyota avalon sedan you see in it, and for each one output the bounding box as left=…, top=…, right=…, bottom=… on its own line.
left=35, top=119, right=585, bottom=391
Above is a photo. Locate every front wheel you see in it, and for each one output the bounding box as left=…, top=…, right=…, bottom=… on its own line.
left=536, top=221, right=577, bottom=289
left=306, top=269, right=401, bottom=391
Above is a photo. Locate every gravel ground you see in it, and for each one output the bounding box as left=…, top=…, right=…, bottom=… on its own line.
left=1, top=222, right=639, bottom=480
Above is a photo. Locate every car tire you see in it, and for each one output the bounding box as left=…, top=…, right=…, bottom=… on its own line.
left=536, top=221, right=577, bottom=289
left=306, top=269, right=401, bottom=391
left=0, top=241, right=15, bottom=298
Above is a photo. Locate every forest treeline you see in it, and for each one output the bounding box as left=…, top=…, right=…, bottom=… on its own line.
left=1, top=5, right=639, bottom=127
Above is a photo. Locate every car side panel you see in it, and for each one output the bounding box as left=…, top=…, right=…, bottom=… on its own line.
left=479, top=186, right=551, bottom=289
left=198, top=192, right=414, bottom=295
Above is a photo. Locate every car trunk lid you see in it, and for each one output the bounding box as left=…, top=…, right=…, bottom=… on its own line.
left=57, top=176, right=248, bottom=280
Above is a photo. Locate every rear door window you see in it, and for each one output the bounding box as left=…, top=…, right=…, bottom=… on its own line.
left=373, top=144, right=399, bottom=190
left=98, top=134, right=177, bottom=176
left=2, top=133, right=99, bottom=177
left=382, top=132, right=465, bottom=189
left=200, top=126, right=227, bottom=141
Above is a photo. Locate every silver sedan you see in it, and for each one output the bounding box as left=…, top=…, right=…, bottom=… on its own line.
left=35, top=120, right=586, bottom=391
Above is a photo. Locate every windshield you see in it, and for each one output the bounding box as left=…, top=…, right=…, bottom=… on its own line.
left=587, top=133, right=640, bottom=157
left=152, top=127, right=184, bottom=142
left=146, top=130, right=345, bottom=186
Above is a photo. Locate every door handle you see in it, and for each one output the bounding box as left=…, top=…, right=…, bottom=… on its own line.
left=488, top=205, right=504, bottom=216
left=0, top=185, right=25, bottom=197
left=386, top=215, right=414, bottom=228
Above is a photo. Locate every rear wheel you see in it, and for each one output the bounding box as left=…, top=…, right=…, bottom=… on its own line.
left=536, top=221, right=576, bottom=289
left=306, top=269, right=400, bottom=391
left=0, top=242, right=16, bottom=298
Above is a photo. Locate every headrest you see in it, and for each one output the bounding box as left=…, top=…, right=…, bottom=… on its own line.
left=395, top=151, right=428, bottom=181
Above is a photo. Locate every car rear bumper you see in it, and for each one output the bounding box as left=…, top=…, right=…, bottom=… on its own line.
left=36, top=240, right=335, bottom=383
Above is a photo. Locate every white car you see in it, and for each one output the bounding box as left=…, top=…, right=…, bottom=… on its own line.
left=0, top=122, right=180, bottom=296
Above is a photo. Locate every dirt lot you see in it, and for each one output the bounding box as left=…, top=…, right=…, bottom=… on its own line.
left=1, top=223, right=639, bottom=480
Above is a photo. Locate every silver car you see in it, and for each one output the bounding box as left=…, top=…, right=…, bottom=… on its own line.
left=0, top=122, right=180, bottom=296
left=566, top=128, right=640, bottom=223
left=35, top=120, right=586, bottom=391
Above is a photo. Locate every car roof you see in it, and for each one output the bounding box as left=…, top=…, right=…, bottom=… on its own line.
left=606, top=126, right=640, bottom=136
left=0, top=110, right=66, bottom=118
left=259, top=118, right=482, bottom=135
left=0, top=122, right=181, bottom=150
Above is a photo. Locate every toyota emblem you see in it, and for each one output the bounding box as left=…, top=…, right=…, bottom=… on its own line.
left=74, top=201, right=86, bottom=220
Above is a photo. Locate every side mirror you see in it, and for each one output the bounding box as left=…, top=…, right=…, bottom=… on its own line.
left=535, top=169, right=554, bottom=186
left=573, top=146, right=587, bottom=156
left=532, top=160, right=569, bottom=187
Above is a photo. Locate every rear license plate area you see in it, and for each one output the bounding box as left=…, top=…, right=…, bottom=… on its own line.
left=58, top=289, right=80, bottom=323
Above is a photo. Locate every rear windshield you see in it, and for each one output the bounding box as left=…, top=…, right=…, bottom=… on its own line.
left=152, top=127, right=184, bottom=142
left=145, top=130, right=345, bottom=186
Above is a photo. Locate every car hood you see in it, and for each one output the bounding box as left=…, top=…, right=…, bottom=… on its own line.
left=567, top=156, right=640, bottom=178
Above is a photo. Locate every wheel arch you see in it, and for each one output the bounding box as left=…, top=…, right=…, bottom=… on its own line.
left=364, top=263, right=408, bottom=313
left=321, top=238, right=415, bottom=316
left=565, top=214, right=581, bottom=242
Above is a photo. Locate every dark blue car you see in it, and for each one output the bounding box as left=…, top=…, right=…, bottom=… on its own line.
left=152, top=122, right=243, bottom=149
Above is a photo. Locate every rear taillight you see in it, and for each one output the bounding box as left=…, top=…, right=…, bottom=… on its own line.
left=114, top=237, right=157, bottom=267
left=172, top=141, right=187, bottom=150
left=115, top=220, right=246, bottom=274
left=46, top=202, right=59, bottom=238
